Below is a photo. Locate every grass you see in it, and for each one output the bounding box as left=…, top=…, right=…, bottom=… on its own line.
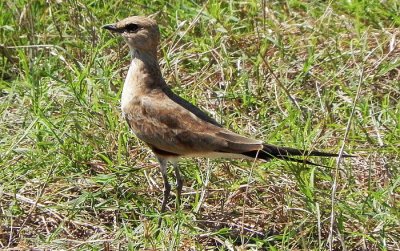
left=1, top=0, right=399, bottom=249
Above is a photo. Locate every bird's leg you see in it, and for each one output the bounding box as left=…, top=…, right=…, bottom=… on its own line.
left=157, top=157, right=170, bottom=229
left=172, top=161, right=183, bottom=207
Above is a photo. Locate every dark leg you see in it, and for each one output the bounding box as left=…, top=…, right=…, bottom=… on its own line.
left=172, top=161, right=183, bottom=207
left=157, top=157, right=170, bottom=229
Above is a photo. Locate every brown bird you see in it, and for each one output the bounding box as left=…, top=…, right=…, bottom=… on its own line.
left=102, top=16, right=352, bottom=226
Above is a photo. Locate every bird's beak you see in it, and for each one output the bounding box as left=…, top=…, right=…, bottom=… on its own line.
left=102, top=24, right=120, bottom=33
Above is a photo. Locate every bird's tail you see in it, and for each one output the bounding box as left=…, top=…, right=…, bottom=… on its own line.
left=242, top=144, right=354, bottom=167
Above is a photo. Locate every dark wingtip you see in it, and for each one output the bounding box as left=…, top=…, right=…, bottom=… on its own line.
left=339, top=154, right=357, bottom=158
left=264, top=144, right=356, bottom=158
left=242, top=144, right=356, bottom=166
left=307, top=151, right=356, bottom=158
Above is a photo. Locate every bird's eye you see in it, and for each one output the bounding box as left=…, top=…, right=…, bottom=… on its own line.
left=125, top=23, right=139, bottom=32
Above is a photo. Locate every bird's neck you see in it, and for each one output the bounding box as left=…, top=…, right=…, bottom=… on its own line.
left=130, top=48, right=158, bottom=65
left=121, top=48, right=164, bottom=111
left=129, top=48, right=163, bottom=87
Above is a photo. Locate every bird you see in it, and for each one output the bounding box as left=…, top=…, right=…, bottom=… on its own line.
left=102, top=16, right=353, bottom=227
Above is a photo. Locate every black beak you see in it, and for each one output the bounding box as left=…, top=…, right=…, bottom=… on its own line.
left=102, top=24, right=120, bottom=33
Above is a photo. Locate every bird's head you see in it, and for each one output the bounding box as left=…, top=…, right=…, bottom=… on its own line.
left=102, top=16, right=160, bottom=54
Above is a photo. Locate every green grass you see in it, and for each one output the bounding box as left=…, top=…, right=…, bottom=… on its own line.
left=1, top=0, right=399, bottom=249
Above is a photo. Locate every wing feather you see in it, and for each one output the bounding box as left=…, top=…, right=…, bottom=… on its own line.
left=124, top=89, right=262, bottom=155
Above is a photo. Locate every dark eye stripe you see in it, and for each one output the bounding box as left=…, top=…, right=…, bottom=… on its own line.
left=125, top=23, right=139, bottom=32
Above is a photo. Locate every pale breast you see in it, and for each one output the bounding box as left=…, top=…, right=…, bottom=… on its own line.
left=121, top=61, right=137, bottom=112
left=121, top=60, right=154, bottom=109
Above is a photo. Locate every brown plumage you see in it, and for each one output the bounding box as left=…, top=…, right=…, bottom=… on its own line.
left=102, top=16, right=353, bottom=228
